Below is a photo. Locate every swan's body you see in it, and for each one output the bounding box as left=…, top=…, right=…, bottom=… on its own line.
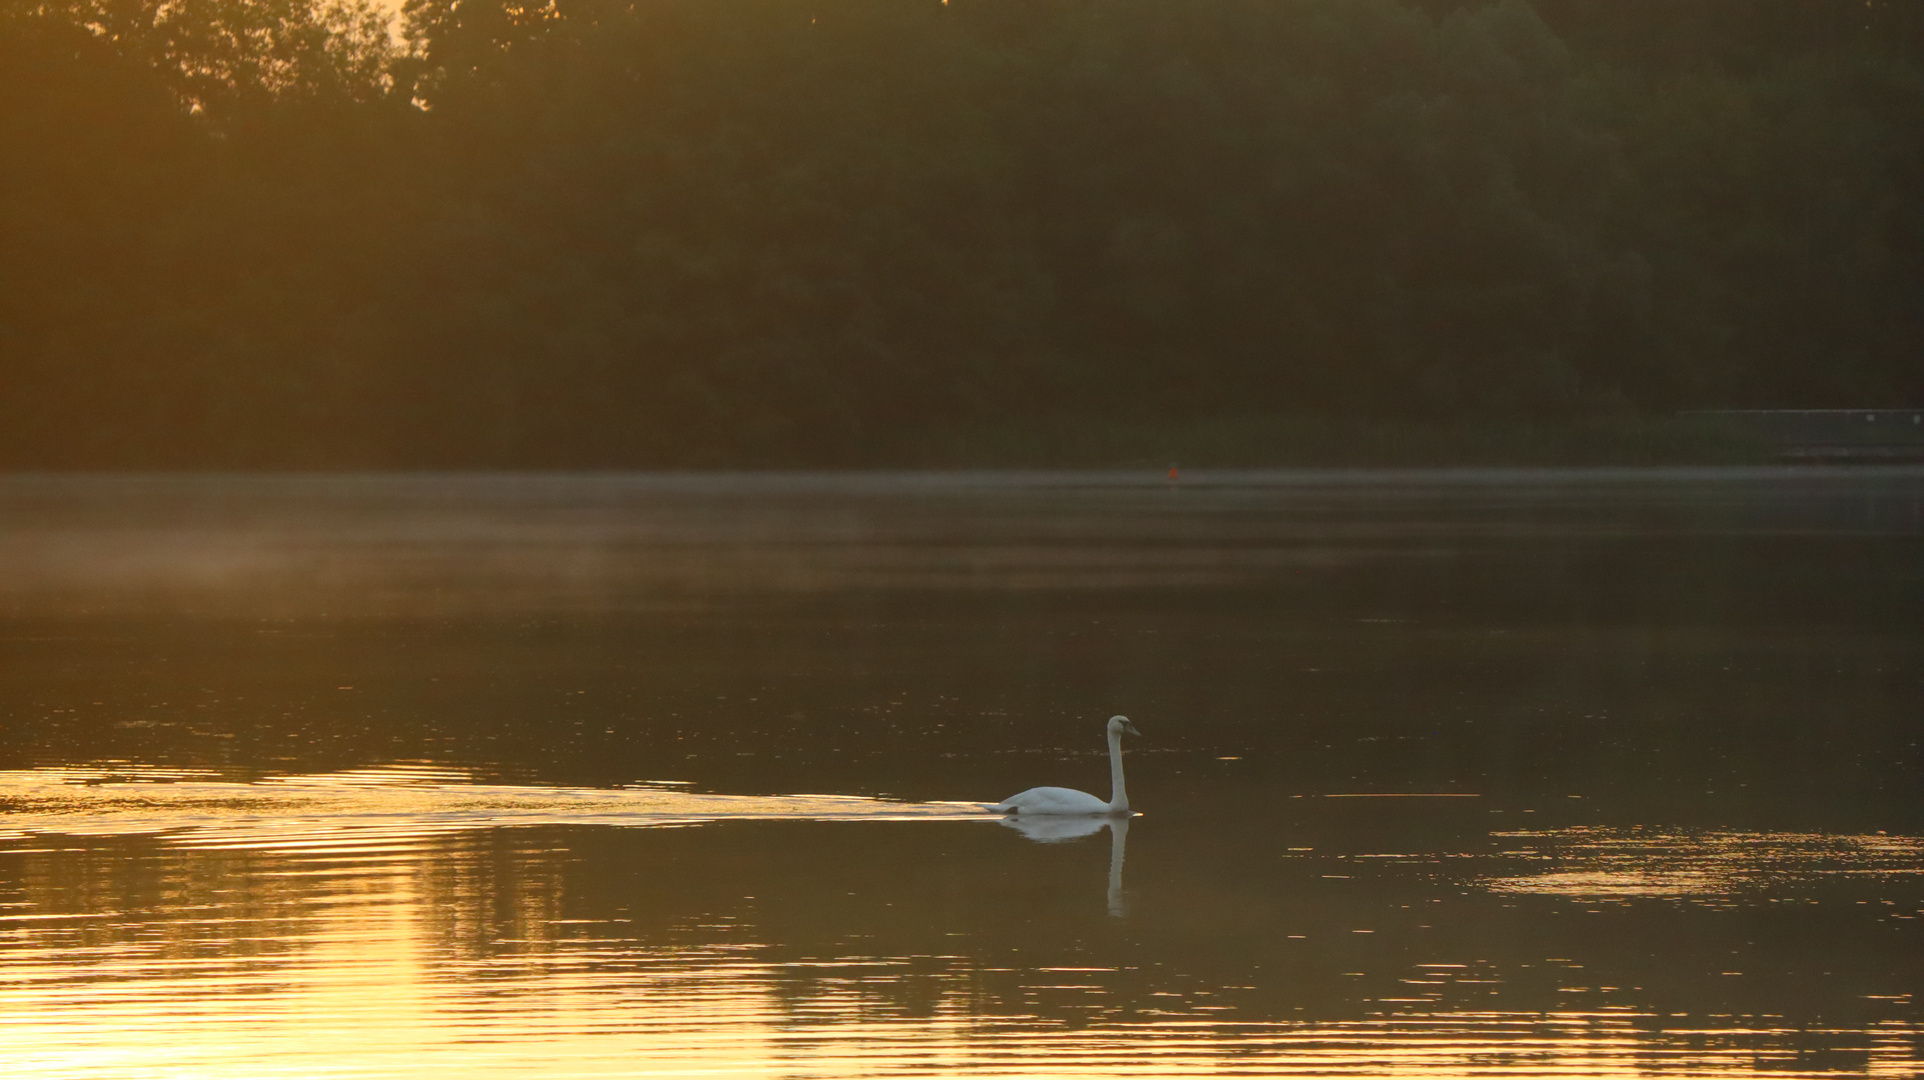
left=991, top=715, right=1138, bottom=816
left=995, top=785, right=1114, bottom=814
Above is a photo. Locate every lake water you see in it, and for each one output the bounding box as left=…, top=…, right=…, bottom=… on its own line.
left=1, top=469, right=1920, bottom=1078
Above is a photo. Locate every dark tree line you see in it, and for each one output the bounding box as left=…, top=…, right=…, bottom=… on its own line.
left=3, top=0, right=1921, bottom=467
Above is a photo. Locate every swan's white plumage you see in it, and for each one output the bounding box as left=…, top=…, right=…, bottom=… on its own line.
left=990, top=715, right=1138, bottom=816
left=994, top=785, right=1112, bottom=814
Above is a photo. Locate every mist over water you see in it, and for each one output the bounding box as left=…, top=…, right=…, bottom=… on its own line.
left=2, top=469, right=1920, bottom=1077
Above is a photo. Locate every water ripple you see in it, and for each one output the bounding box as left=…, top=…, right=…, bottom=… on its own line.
left=0, top=765, right=989, bottom=850
left=1489, top=827, right=1924, bottom=897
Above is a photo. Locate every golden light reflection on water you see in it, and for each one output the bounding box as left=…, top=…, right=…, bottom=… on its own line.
left=0, top=764, right=989, bottom=848
left=1, top=769, right=1919, bottom=1077
left=3, top=937, right=1915, bottom=1080
left=1491, top=828, right=1924, bottom=898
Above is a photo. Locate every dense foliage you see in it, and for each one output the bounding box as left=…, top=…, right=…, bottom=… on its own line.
left=3, top=0, right=1921, bottom=466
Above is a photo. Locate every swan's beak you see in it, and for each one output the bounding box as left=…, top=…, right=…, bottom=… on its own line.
left=1122, top=720, right=1140, bottom=737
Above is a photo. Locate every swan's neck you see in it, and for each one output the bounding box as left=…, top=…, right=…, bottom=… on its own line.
left=1107, top=728, right=1128, bottom=813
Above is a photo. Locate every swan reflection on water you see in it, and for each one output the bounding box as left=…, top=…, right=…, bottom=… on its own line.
left=1000, top=811, right=1133, bottom=917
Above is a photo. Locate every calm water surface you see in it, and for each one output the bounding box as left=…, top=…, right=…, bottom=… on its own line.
left=1, top=469, right=1920, bottom=1077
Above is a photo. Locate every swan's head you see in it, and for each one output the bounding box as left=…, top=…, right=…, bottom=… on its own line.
left=1108, top=715, right=1140, bottom=738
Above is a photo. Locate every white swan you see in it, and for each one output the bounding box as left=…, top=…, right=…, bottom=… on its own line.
left=990, top=715, right=1139, bottom=815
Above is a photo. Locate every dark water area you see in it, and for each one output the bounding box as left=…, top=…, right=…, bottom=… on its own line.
left=1, top=469, right=1920, bottom=1077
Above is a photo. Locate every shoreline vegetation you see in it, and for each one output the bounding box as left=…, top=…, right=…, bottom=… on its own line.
left=896, top=414, right=1781, bottom=470
left=4, top=0, right=1921, bottom=470
left=3, top=415, right=1798, bottom=471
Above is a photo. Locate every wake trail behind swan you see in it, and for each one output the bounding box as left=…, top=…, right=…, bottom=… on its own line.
left=0, top=764, right=991, bottom=850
